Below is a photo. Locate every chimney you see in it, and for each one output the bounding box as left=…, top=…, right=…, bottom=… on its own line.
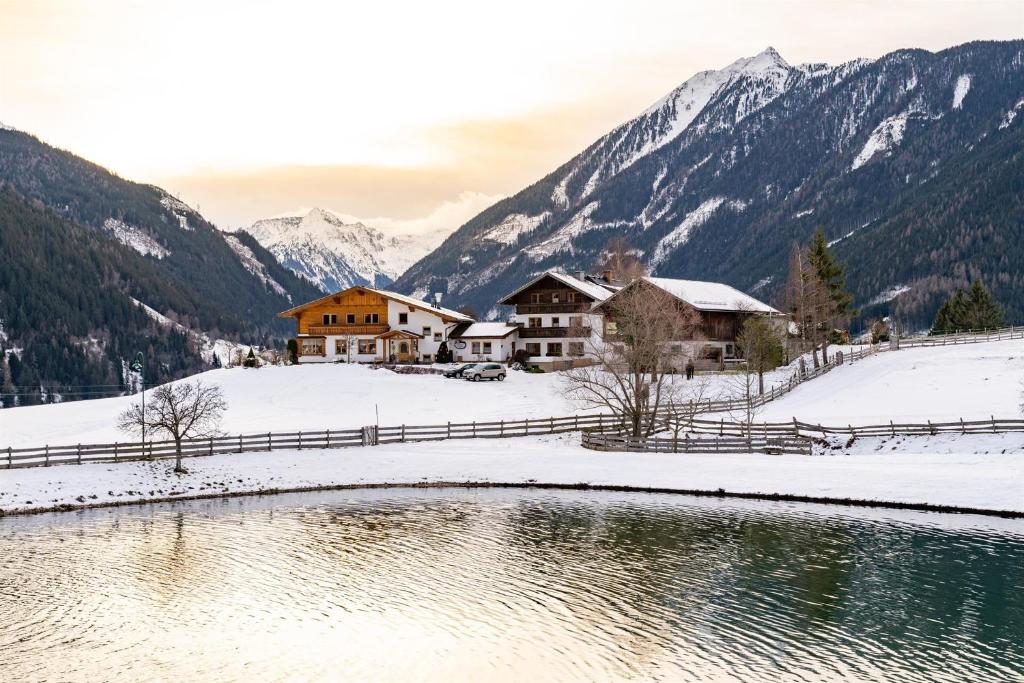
left=575, top=270, right=586, bottom=281
left=602, top=270, right=613, bottom=283
left=432, top=292, right=442, bottom=309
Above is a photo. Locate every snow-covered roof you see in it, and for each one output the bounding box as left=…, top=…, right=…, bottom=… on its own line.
left=449, top=322, right=519, bottom=339
left=278, top=286, right=473, bottom=322
left=641, top=277, right=780, bottom=314
left=497, top=270, right=614, bottom=305
left=365, top=287, right=473, bottom=322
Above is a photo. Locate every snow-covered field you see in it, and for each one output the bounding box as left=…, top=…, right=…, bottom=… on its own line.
left=2, top=432, right=1021, bottom=515
left=1, top=340, right=1022, bottom=450
left=758, top=339, right=1024, bottom=423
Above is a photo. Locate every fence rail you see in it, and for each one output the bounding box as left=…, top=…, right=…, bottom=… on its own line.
left=582, top=432, right=813, bottom=455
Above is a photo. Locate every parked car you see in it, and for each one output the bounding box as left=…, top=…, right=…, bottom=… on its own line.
left=443, top=363, right=478, bottom=379
left=463, top=363, right=506, bottom=382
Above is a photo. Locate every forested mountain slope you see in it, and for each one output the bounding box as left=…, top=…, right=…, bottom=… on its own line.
left=0, top=129, right=323, bottom=404
left=394, top=40, right=1024, bottom=327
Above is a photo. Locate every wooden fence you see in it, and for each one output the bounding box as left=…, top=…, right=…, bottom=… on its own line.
left=660, top=416, right=1024, bottom=439
left=582, top=431, right=813, bottom=456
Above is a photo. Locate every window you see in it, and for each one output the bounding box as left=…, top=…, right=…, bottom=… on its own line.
left=528, top=317, right=542, bottom=328
left=357, top=339, right=375, bottom=355
left=398, top=341, right=409, bottom=354
left=335, top=339, right=347, bottom=355
left=399, top=312, right=408, bottom=324
left=568, top=342, right=584, bottom=357
left=434, top=332, right=442, bottom=342
left=530, top=292, right=543, bottom=304
left=551, top=317, right=560, bottom=327
left=471, top=341, right=481, bottom=354
left=569, top=316, right=583, bottom=329
left=364, top=313, right=379, bottom=324
left=670, top=344, right=683, bottom=354
left=546, top=342, right=563, bottom=357
left=322, top=314, right=337, bottom=325
left=566, top=291, right=577, bottom=302
left=301, top=339, right=324, bottom=355
left=422, top=326, right=432, bottom=337
left=346, top=314, right=355, bottom=324
left=525, top=343, right=541, bottom=355
left=422, top=354, right=432, bottom=362
left=551, top=293, right=560, bottom=303
left=482, top=342, right=492, bottom=354
left=606, top=321, right=618, bottom=335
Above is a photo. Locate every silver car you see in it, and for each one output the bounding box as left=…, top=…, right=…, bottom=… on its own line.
left=463, top=363, right=506, bottom=381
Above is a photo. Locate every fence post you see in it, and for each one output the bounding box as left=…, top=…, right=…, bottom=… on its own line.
left=77, top=444, right=82, bottom=465
left=401, top=424, right=406, bottom=442
left=7, top=446, right=11, bottom=469
left=960, top=418, right=965, bottom=435
left=992, top=415, right=997, bottom=434
left=209, top=436, right=214, bottom=456
left=524, top=418, right=528, bottom=435
left=890, top=420, right=895, bottom=437
left=500, top=420, right=504, bottom=437
left=298, top=431, right=302, bottom=450
left=550, top=416, right=554, bottom=433
left=45, top=444, right=50, bottom=466
left=448, top=421, right=452, bottom=438
left=326, top=429, right=331, bottom=449
left=268, top=432, right=272, bottom=451
left=239, top=434, right=243, bottom=453
left=472, top=420, right=477, bottom=438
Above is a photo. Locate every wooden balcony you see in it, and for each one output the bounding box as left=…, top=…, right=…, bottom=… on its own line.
left=515, top=303, right=588, bottom=314
left=307, top=324, right=388, bottom=336
left=518, top=326, right=591, bottom=339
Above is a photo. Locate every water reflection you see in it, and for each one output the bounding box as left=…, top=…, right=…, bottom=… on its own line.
left=1, top=489, right=1022, bottom=682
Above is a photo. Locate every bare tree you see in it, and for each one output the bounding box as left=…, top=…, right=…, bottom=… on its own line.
left=782, top=243, right=832, bottom=368
left=595, top=237, right=648, bottom=282
left=118, top=380, right=227, bottom=473
left=564, top=281, right=703, bottom=437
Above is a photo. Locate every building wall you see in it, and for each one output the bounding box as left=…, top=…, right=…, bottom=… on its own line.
left=452, top=336, right=516, bottom=363
left=295, top=289, right=389, bottom=334
left=512, top=310, right=604, bottom=369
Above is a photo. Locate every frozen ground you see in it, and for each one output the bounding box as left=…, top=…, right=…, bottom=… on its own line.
left=2, top=433, right=1021, bottom=516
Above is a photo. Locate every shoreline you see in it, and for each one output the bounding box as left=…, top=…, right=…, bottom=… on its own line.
left=2, top=479, right=1022, bottom=519
left=3, top=432, right=1023, bottom=520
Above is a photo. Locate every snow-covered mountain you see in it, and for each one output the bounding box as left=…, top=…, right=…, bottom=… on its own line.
left=247, top=208, right=449, bottom=292
left=394, top=40, right=1024, bottom=327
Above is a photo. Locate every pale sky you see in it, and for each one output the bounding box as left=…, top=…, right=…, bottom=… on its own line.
left=1, top=0, right=1021, bottom=232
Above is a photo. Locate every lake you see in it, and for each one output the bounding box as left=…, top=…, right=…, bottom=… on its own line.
left=1, top=488, right=1022, bottom=682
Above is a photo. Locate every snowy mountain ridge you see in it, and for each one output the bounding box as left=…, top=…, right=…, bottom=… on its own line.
left=394, top=40, right=1024, bottom=326
left=247, top=208, right=449, bottom=292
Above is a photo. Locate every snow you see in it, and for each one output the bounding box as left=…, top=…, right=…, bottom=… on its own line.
left=478, top=212, right=549, bottom=245
left=794, top=208, right=814, bottom=218
left=759, top=339, right=1024, bottom=424
left=0, top=364, right=583, bottom=449
left=851, top=111, right=909, bottom=170
left=0, top=121, right=16, bottom=131
left=642, top=276, right=779, bottom=313
left=648, top=198, right=748, bottom=268
left=363, top=288, right=472, bottom=322
left=951, top=74, right=971, bottom=110
left=101, top=218, right=170, bottom=258
left=130, top=297, right=181, bottom=329
left=999, top=99, right=1024, bottom=130
left=868, top=284, right=910, bottom=306
left=3, top=432, right=1022, bottom=515
left=222, top=234, right=290, bottom=299
left=523, top=202, right=605, bottom=260
left=159, top=195, right=193, bottom=231
left=451, top=323, right=517, bottom=338
left=248, top=208, right=448, bottom=291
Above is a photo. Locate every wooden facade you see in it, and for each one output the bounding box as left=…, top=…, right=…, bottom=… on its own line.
left=289, top=288, right=391, bottom=336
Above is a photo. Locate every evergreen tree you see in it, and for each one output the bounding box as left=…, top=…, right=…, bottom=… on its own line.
left=211, top=352, right=222, bottom=369
left=931, top=279, right=1004, bottom=334
left=435, top=341, right=452, bottom=364
left=806, top=228, right=856, bottom=361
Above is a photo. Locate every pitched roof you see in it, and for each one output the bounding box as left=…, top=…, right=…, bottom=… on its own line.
left=496, top=270, right=614, bottom=305
left=640, top=277, right=780, bottom=313
left=449, top=322, right=519, bottom=339
left=278, top=286, right=473, bottom=323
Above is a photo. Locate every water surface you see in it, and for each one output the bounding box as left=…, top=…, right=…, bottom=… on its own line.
left=1, top=488, right=1022, bottom=682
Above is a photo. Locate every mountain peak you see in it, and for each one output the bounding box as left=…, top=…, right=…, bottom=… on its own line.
left=725, top=46, right=791, bottom=75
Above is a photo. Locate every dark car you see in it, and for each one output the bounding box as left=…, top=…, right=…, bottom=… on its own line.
left=443, top=363, right=478, bottom=379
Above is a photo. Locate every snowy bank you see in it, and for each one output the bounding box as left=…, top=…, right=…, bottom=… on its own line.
left=3, top=433, right=1022, bottom=517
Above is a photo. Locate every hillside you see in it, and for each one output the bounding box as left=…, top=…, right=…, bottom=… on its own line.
left=0, top=128, right=324, bottom=402
left=394, top=40, right=1024, bottom=327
